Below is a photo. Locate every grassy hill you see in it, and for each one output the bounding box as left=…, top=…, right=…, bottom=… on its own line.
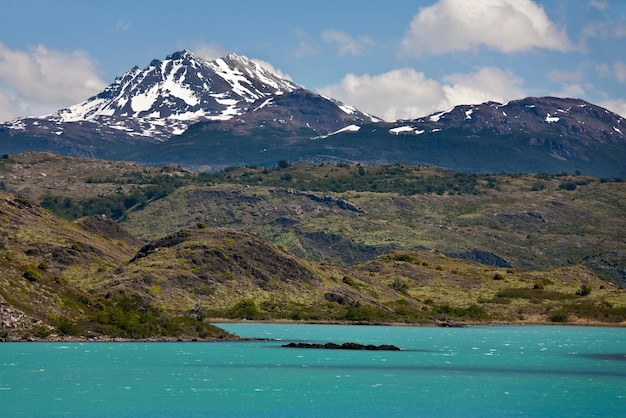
left=1, top=152, right=625, bottom=339
left=0, top=191, right=234, bottom=340
left=114, top=162, right=626, bottom=286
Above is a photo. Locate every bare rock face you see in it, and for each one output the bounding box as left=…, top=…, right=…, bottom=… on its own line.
left=0, top=296, right=37, bottom=341
left=78, top=215, right=143, bottom=247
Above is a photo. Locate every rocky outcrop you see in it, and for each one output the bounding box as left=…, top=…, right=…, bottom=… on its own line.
left=0, top=297, right=37, bottom=341
left=282, top=342, right=402, bottom=351
left=274, top=188, right=366, bottom=214
left=78, top=215, right=143, bottom=247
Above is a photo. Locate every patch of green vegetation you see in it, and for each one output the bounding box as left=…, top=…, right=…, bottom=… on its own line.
left=41, top=173, right=187, bottom=221
left=556, top=301, right=626, bottom=322
left=549, top=312, right=569, bottom=323
left=389, top=278, right=410, bottom=294
left=386, top=254, right=415, bottom=263
left=226, top=299, right=262, bottom=320
left=341, top=275, right=372, bottom=291
left=196, top=163, right=481, bottom=196
left=22, top=265, right=41, bottom=282
left=435, top=303, right=488, bottom=320
left=575, top=284, right=592, bottom=296
left=343, top=301, right=390, bottom=322
left=52, top=316, right=80, bottom=336
left=494, top=287, right=576, bottom=302
left=89, top=293, right=230, bottom=339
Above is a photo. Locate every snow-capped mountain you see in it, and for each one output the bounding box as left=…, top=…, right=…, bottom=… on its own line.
left=4, top=51, right=303, bottom=142
left=396, top=96, right=623, bottom=142
left=388, top=96, right=624, bottom=162
left=1, top=50, right=379, bottom=158
left=1, top=50, right=625, bottom=176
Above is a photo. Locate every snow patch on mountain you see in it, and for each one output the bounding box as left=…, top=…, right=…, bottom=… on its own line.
left=545, top=113, right=560, bottom=123
left=390, top=126, right=415, bottom=135
left=313, top=124, right=361, bottom=139
left=253, top=98, right=274, bottom=112
left=429, top=108, right=453, bottom=122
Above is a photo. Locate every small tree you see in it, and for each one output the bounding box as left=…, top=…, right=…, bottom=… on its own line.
left=229, top=300, right=261, bottom=320
left=23, top=266, right=41, bottom=282
left=576, top=284, right=592, bottom=297
left=390, top=278, right=409, bottom=294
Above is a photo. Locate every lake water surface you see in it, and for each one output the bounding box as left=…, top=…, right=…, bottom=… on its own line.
left=1, top=324, right=624, bottom=417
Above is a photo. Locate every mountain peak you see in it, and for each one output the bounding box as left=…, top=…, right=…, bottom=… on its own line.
left=7, top=50, right=303, bottom=141
left=166, top=50, right=197, bottom=61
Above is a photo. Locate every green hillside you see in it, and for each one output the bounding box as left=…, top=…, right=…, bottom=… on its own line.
left=1, top=152, right=625, bottom=340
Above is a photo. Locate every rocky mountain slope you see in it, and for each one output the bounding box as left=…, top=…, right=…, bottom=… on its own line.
left=397, top=96, right=625, bottom=163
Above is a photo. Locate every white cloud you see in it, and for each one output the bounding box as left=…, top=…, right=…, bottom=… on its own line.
left=582, top=21, right=626, bottom=41
left=252, top=59, right=294, bottom=82
left=401, top=0, right=572, bottom=56
left=0, top=43, right=106, bottom=121
left=588, top=0, right=608, bottom=11
left=613, top=61, right=626, bottom=82
left=442, top=67, right=526, bottom=105
left=0, top=89, right=19, bottom=122
left=594, top=61, right=626, bottom=82
left=192, top=43, right=228, bottom=61
left=319, top=69, right=447, bottom=122
left=293, top=29, right=320, bottom=58
left=318, top=67, right=525, bottom=122
left=115, top=19, right=132, bottom=32
left=595, top=62, right=611, bottom=78
left=599, top=98, right=626, bottom=118
left=322, top=30, right=375, bottom=56
left=550, top=84, right=587, bottom=99
left=546, top=69, right=584, bottom=83
left=545, top=68, right=587, bottom=99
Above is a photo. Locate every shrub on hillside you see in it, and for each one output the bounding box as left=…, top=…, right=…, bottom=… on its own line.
left=575, top=284, right=592, bottom=296
left=22, top=266, right=41, bottom=282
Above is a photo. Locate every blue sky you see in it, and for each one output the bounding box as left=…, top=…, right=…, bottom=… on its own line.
left=1, top=0, right=625, bottom=122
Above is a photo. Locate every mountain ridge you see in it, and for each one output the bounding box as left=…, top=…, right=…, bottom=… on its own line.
left=0, top=51, right=625, bottom=176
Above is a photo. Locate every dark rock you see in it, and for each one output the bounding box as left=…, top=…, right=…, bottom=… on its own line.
left=324, top=293, right=348, bottom=304
left=78, top=215, right=143, bottom=247
left=438, top=320, right=465, bottom=328
left=448, top=249, right=511, bottom=268
left=282, top=341, right=402, bottom=351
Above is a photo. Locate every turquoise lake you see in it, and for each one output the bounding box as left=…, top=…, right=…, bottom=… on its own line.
left=1, top=324, right=625, bottom=417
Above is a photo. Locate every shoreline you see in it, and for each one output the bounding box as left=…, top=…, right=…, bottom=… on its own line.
left=3, top=318, right=625, bottom=343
